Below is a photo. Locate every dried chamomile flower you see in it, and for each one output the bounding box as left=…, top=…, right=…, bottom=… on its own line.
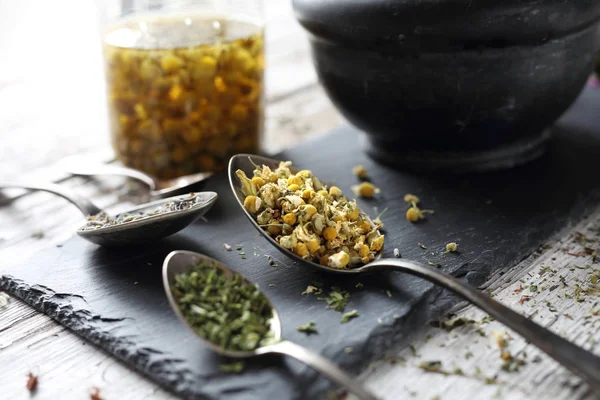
left=445, top=242, right=458, bottom=253
left=237, top=160, right=384, bottom=269
left=406, top=206, right=434, bottom=223
left=352, top=182, right=380, bottom=198
left=352, top=165, right=368, bottom=179
left=404, top=193, right=420, bottom=206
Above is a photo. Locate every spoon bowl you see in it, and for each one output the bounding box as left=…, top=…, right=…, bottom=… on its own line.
left=78, top=192, right=218, bottom=246
left=162, top=250, right=377, bottom=400
left=0, top=182, right=217, bottom=246
left=228, top=153, right=600, bottom=395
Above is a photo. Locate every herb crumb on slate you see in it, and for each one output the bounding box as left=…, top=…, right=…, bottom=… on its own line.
left=26, top=372, right=38, bottom=392
left=220, top=361, right=245, bottom=373
left=352, top=182, right=380, bottom=198
left=31, top=231, right=44, bottom=239
left=352, top=165, right=368, bottom=179
left=344, top=347, right=353, bottom=353
left=404, top=194, right=434, bottom=223
left=355, top=282, right=364, bottom=289
left=393, top=248, right=401, bottom=258
left=318, top=287, right=350, bottom=312
left=223, top=243, right=232, bottom=251
left=386, top=290, right=392, bottom=298
left=445, top=242, right=458, bottom=253
left=418, top=242, right=427, bottom=249
left=341, top=310, right=359, bottom=323
left=302, top=285, right=321, bottom=295
left=297, top=321, right=318, bottom=334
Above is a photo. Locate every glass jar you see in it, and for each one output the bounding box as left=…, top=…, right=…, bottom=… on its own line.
left=96, top=0, right=265, bottom=179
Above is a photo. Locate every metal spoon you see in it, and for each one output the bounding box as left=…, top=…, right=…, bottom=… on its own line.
left=0, top=182, right=217, bottom=246
left=58, top=155, right=213, bottom=198
left=162, top=250, right=378, bottom=400
left=228, top=154, right=600, bottom=395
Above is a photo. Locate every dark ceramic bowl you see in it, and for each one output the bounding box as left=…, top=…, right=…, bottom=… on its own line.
left=293, top=0, right=600, bottom=171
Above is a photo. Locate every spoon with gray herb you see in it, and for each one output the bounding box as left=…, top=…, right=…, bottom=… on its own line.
left=229, top=154, right=600, bottom=395
left=162, top=250, right=377, bottom=400
left=0, top=182, right=217, bottom=246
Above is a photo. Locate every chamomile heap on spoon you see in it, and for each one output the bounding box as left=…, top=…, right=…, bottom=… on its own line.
left=235, top=160, right=384, bottom=269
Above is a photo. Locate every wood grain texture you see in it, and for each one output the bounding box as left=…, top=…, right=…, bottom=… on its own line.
left=1, top=0, right=599, bottom=399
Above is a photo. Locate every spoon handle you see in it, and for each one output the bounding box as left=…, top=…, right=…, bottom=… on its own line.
left=260, top=340, right=378, bottom=400
left=368, top=259, right=600, bottom=394
left=63, top=163, right=157, bottom=191
left=0, top=182, right=102, bottom=216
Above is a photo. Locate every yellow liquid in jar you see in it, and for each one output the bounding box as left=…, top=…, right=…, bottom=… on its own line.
left=103, top=16, right=264, bottom=178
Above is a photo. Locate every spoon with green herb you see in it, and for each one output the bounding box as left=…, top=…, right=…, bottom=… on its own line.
left=162, top=250, right=377, bottom=400
left=0, top=182, right=217, bottom=246
left=228, top=154, right=600, bottom=395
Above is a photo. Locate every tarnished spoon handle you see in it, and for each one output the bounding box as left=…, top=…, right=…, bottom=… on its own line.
left=64, top=163, right=157, bottom=191
left=367, top=259, right=600, bottom=394
left=260, top=340, right=378, bottom=400
left=0, top=182, right=102, bottom=216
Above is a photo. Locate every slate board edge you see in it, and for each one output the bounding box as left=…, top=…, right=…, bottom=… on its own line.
left=0, top=276, right=216, bottom=399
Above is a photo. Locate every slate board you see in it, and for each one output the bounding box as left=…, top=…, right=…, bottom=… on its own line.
left=2, top=87, right=600, bottom=400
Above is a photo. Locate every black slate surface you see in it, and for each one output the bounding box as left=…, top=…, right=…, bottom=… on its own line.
left=2, top=87, right=600, bottom=400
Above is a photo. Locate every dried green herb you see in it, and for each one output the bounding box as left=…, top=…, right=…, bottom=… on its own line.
left=529, top=285, right=538, bottom=293
left=172, top=262, right=276, bottom=352
left=319, top=287, right=350, bottom=312
left=297, top=321, right=318, bottom=334
left=82, top=193, right=203, bottom=231
left=341, top=309, right=359, bottom=323
left=31, top=232, right=44, bottom=239
left=219, top=361, right=245, bottom=373
left=419, top=361, right=442, bottom=373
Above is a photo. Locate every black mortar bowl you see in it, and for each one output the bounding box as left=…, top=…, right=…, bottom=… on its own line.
left=292, top=0, right=600, bottom=172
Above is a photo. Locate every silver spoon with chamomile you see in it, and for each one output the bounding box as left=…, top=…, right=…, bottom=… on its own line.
left=162, top=250, right=378, bottom=400
left=228, top=154, right=600, bottom=395
left=0, top=182, right=217, bottom=246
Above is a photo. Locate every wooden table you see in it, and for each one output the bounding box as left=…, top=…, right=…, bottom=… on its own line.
left=1, top=1, right=599, bottom=399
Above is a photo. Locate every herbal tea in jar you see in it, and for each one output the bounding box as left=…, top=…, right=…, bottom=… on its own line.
left=101, top=12, right=264, bottom=179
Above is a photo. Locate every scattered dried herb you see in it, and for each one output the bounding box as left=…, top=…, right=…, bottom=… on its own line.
left=219, top=361, right=245, bottom=373
left=393, top=248, right=401, bottom=258
left=341, top=310, right=359, bottom=323
left=352, top=182, right=380, bottom=198
left=172, top=262, right=276, bottom=352
left=405, top=194, right=434, bottom=222
left=445, top=242, right=458, bottom=253
left=418, top=242, right=427, bottom=249
left=31, top=232, right=44, bottom=239
left=386, top=290, right=392, bottom=298
left=223, top=243, right=232, bottom=251
left=90, top=387, right=103, bottom=400
left=302, top=285, right=321, bottom=295
left=297, top=321, right=318, bottom=334
left=319, top=287, right=350, bottom=312
left=519, top=295, right=532, bottom=304
left=529, top=285, right=538, bottom=293
left=26, top=372, right=38, bottom=392
left=355, top=282, right=364, bottom=289
left=419, top=361, right=443, bottom=373
left=237, top=160, right=384, bottom=269
left=352, top=165, right=368, bottom=179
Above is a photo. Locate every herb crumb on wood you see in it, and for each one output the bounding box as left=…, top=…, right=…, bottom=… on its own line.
left=26, top=372, right=38, bottom=392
